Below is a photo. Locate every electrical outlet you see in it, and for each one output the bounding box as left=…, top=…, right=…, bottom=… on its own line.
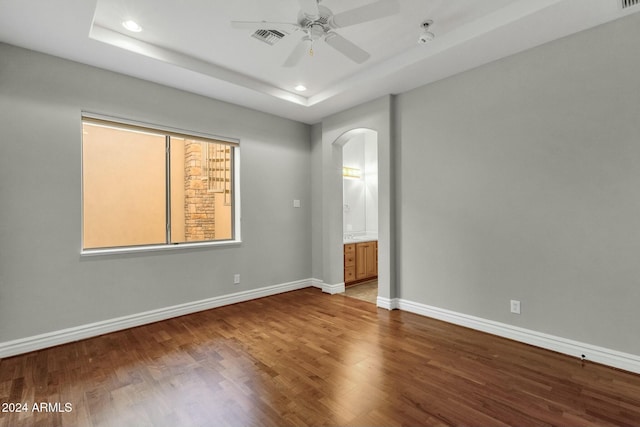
left=510, top=300, right=521, bottom=314
left=234, top=274, right=240, bottom=284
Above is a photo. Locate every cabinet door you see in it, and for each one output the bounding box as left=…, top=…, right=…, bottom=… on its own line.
left=374, top=241, right=378, bottom=275
left=355, top=243, right=368, bottom=280
left=365, top=242, right=377, bottom=278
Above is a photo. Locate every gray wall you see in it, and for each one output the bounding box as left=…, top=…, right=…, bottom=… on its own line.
left=395, top=12, right=640, bottom=355
left=0, top=43, right=311, bottom=342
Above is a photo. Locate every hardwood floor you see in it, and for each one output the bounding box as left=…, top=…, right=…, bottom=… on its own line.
left=1, top=288, right=639, bottom=426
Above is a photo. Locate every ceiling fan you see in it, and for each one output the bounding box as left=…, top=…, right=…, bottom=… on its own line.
left=231, top=0, right=400, bottom=67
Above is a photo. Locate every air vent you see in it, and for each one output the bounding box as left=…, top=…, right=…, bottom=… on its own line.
left=251, top=29, right=287, bottom=45
left=621, top=0, right=640, bottom=9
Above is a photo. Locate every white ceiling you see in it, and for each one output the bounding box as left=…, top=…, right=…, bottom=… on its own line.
left=0, top=0, right=637, bottom=124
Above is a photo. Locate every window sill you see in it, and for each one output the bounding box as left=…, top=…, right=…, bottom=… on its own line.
left=81, top=239, right=242, bottom=257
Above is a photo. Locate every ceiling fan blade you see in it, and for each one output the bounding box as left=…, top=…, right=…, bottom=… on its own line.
left=331, top=0, right=399, bottom=28
left=284, top=37, right=312, bottom=67
left=298, top=0, right=320, bottom=17
left=324, top=33, right=370, bottom=64
left=231, top=21, right=299, bottom=32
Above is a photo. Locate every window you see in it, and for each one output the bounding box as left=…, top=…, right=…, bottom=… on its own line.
left=81, top=115, right=238, bottom=252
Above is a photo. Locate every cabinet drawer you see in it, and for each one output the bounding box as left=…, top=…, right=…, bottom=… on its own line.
left=344, top=253, right=355, bottom=267
left=344, top=266, right=356, bottom=283
left=344, top=243, right=355, bottom=255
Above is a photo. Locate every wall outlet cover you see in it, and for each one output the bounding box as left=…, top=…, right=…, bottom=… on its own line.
left=510, top=300, right=521, bottom=314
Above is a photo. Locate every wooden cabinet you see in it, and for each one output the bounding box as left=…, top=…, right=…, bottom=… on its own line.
left=344, top=240, right=377, bottom=285
left=344, top=243, right=356, bottom=283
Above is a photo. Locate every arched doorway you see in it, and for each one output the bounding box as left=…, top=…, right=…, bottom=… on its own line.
left=326, top=127, right=392, bottom=308
left=336, top=129, right=379, bottom=302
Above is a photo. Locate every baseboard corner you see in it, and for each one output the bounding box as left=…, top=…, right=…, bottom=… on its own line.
left=377, top=296, right=399, bottom=310
left=322, top=282, right=345, bottom=295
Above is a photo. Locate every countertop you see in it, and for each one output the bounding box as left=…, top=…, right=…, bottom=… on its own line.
left=343, top=235, right=378, bottom=244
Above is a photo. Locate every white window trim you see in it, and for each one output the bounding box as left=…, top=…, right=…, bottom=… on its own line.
left=80, top=238, right=242, bottom=257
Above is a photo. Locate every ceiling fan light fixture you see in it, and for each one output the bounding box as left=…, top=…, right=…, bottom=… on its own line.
left=122, top=20, right=143, bottom=33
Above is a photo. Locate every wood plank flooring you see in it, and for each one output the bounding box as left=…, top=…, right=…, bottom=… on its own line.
left=1, top=287, right=640, bottom=426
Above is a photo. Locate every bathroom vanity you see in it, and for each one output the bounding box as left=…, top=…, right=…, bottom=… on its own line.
left=344, top=240, right=377, bottom=285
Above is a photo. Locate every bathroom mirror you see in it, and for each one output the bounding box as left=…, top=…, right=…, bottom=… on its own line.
left=342, top=132, right=378, bottom=241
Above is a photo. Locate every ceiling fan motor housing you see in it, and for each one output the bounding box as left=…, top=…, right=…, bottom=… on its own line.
left=298, top=5, right=333, bottom=34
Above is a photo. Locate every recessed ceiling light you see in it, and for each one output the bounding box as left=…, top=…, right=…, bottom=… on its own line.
left=294, top=85, right=307, bottom=92
left=122, top=20, right=142, bottom=33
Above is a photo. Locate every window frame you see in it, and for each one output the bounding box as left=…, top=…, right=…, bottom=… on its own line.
left=80, top=112, right=241, bottom=256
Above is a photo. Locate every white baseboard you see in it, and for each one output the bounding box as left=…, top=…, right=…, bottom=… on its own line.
left=376, top=296, right=399, bottom=310
left=397, top=298, right=640, bottom=375
left=0, top=278, right=313, bottom=359
left=322, top=282, right=345, bottom=295
left=6, top=285, right=637, bottom=375
left=309, top=278, right=324, bottom=289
